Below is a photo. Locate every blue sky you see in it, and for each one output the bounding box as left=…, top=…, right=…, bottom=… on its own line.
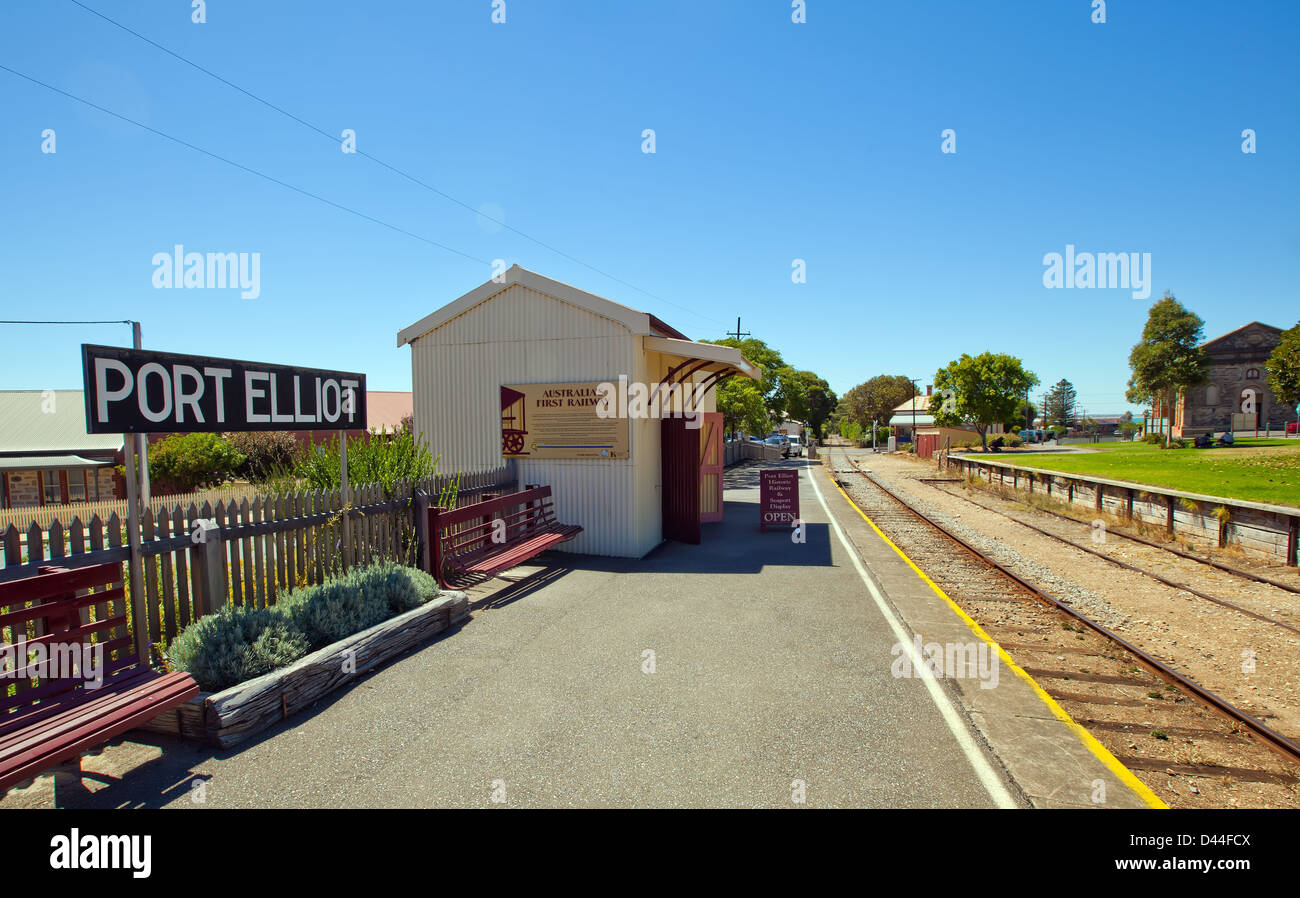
left=2, top=0, right=1297, bottom=418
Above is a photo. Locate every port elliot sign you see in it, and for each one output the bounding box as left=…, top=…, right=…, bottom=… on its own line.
left=81, top=344, right=366, bottom=434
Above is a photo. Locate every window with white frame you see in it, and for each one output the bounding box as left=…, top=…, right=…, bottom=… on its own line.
left=42, top=469, right=62, bottom=504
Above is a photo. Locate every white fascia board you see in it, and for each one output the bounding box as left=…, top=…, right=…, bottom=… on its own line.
left=642, top=336, right=762, bottom=380
left=397, top=265, right=653, bottom=347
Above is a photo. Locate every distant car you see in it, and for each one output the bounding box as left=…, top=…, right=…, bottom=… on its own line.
left=785, top=435, right=803, bottom=458
left=1289, top=423, right=1299, bottom=435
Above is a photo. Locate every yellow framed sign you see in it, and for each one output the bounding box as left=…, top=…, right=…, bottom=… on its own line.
left=500, top=382, right=629, bottom=460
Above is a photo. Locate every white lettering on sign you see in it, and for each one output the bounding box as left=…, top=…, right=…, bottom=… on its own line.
left=341, top=379, right=359, bottom=425
left=293, top=375, right=314, bottom=423
left=268, top=373, right=293, bottom=424
left=322, top=379, right=340, bottom=423
left=95, top=358, right=132, bottom=423
left=204, top=367, right=231, bottom=423
left=136, top=363, right=174, bottom=423
left=245, top=371, right=270, bottom=423
left=173, top=365, right=205, bottom=423
left=84, top=346, right=364, bottom=433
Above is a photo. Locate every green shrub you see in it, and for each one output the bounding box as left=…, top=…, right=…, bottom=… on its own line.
left=147, top=433, right=245, bottom=493
left=279, top=562, right=438, bottom=649
left=294, top=428, right=437, bottom=496
left=167, top=562, right=441, bottom=690
left=1006, top=435, right=1024, bottom=448
left=225, top=431, right=300, bottom=480
left=166, top=605, right=310, bottom=692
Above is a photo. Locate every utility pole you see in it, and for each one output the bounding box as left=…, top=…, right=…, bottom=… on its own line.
left=910, top=378, right=919, bottom=445
left=131, top=321, right=150, bottom=505
left=726, top=317, right=750, bottom=342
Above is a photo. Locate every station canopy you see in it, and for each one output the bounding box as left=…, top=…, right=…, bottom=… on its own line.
left=644, top=335, right=762, bottom=400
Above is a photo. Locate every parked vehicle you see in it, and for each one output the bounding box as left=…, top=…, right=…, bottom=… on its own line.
left=1288, top=423, right=1299, bottom=435
left=764, top=435, right=788, bottom=456
left=785, top=435, right=803, bottom=458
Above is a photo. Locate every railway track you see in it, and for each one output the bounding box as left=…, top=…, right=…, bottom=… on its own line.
left=916, top=477, right=1300, bottom=637
left=918, top=474, right=1300, bottom=596
left=826, top=450, right=1300, bottom=807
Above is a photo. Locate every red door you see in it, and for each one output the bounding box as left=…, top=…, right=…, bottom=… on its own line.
left=700, top=412, right=724, bottom=523
left=661, top=418, right=701, bottom=544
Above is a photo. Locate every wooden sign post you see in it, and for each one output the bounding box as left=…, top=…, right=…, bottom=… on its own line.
left=759, top=469, right=799, bottom=532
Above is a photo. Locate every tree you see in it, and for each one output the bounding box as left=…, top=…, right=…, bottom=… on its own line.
left=1042, top=379, right=1078, bottom=428
left=1005, top=398, right=1037, bottom=431
left=840, top=375, right=916, bottom=432
left=1126, top=292, right=1209, bottom=446
left=704, top=338, right=836, bottom=438
left=705, top=337, right=792, bottom=423
left=146, top=433, right=245, bottom=493
left=930, top=353, right=1039, bottom=450
left=786, top=370, right=836, bottom=439
left=1266, top=321, right=1300, bottom=424
left=714, top=377, right=770, bottom=437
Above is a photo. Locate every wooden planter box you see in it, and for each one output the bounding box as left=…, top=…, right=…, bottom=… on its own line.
left=138, top=592, right=469, bottom=748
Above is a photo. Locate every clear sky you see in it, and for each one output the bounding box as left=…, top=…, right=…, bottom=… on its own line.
left=2, top=0, right=1297, bottom=418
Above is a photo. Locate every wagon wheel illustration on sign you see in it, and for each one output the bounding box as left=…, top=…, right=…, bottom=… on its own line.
left=500, top=386, right=529, bottom=455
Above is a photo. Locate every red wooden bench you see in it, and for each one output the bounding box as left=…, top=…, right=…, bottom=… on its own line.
left=428, top=485, right=582, bottom=587
left=0, top=563, right=199, bottom=794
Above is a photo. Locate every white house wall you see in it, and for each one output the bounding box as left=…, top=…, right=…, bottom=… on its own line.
left=409, top=283, right=662, bottom=557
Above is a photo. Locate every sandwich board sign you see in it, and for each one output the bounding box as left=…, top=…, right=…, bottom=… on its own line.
left=759, top=469, right=799, bottom=532
left=81, top=344, right=366, bottom=434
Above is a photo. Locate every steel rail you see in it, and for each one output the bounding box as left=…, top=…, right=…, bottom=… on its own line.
left=828, top=452, right=1300, bottom=768
left=916, top=477, right=1300, bottom=636
left=927, top=472, right=1300, bottom=595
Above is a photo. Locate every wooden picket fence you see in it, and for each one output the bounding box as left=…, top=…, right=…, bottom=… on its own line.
left=0, top=484, right=260, bottom=533
left=0, top=467, right=514, bottom=656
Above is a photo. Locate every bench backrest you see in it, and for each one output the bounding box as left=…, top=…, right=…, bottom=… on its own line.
left=430, top=486, right=557, bottom=564
left=0, top=563, right=136, bottom=716
left=436, top=486, right=553, bottom=529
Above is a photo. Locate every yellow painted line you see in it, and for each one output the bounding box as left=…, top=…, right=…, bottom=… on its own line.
left=819, top=458, right=1168, bottom=810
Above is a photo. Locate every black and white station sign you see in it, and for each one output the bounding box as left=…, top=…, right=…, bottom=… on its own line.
left=81, top=344, right=367, bottom=434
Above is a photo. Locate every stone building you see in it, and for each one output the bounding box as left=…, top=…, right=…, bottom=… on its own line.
left=0, top=390, right=124, bottom=508
left=1157, top=322, right=1295, bottom=438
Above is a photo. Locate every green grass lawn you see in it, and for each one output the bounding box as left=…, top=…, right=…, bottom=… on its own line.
left=968, top=440, right=1300, bottom=507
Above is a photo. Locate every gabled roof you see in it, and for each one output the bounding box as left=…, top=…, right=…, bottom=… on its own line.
left=0, top=391, right=124, bottom=455
left=892, top=394, right=929, bottom=414
left=397, top=265, right=687, bottom=347
left=1201, top=321, right=1283, bottom=350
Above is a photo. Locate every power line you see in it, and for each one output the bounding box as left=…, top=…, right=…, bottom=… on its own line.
left=0, top=319, right=133, bottom=325
left=0, top=64, right=492, bottom=267
left=65, top=0, right=724, bottom=327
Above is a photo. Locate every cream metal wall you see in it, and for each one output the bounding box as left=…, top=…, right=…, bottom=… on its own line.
left=409, top=284, right=666, bottom=557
